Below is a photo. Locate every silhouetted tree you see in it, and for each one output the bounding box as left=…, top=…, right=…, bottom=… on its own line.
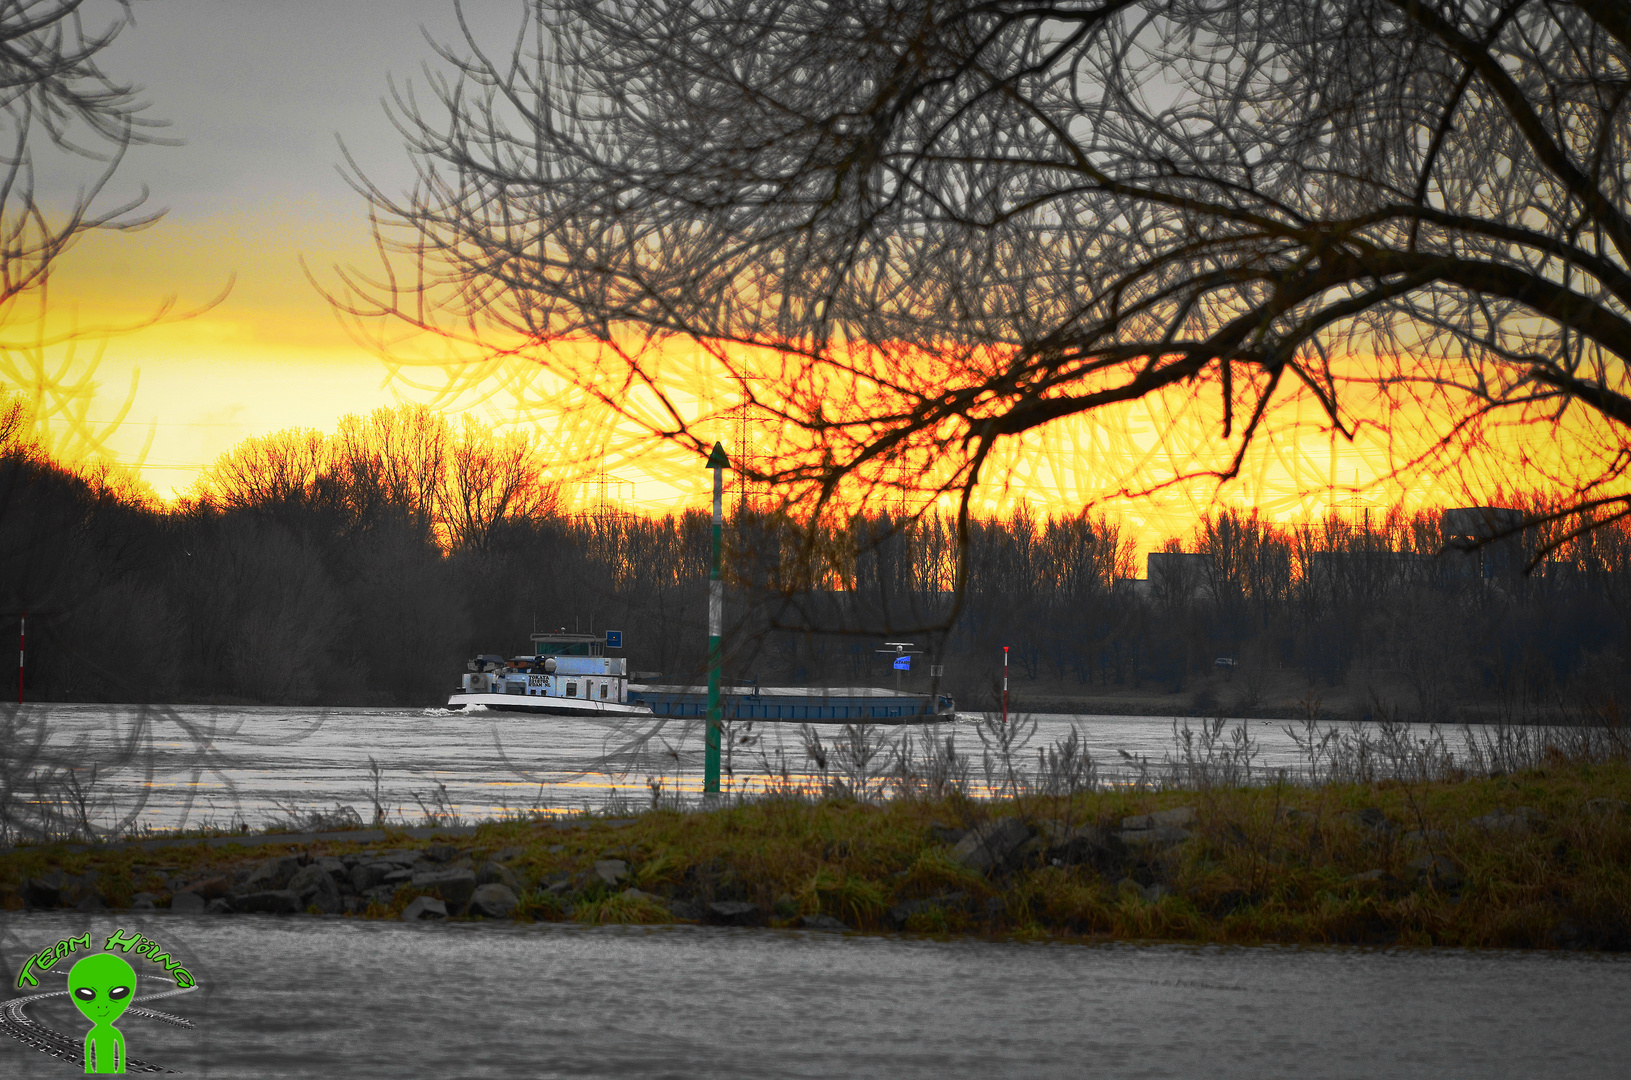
left=191, top=427, right=330, bottom=524
left=337, top=0, right=1631, bottom=578
left=441, top=414, right=559, bottom=552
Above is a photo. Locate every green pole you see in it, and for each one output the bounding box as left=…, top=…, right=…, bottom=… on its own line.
left=705, top=442, right=729, bottom=795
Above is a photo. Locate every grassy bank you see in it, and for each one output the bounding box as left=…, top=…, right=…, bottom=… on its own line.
left=4, top=758, right=1628, bottom=950
left=995, top=675, right=1604, bottom=723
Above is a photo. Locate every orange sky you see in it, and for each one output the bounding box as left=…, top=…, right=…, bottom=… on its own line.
left=18, top=181, right=1539, bottom=564
left=4, top=3, right=1585, bottom=565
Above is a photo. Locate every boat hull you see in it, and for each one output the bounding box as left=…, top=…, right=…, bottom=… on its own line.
left=446, top=686, right=954, bottom=724
left=627, top=684, right=955, bottom=724
left=446, top=692, right=654, bottom=718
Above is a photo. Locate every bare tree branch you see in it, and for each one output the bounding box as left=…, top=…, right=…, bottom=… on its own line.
left=329, top=0, right=1631, bottom=569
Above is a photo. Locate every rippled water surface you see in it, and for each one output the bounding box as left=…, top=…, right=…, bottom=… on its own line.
left=2, top=913, right=1627, bottom=1078
left=9, top=703, right=1469, bottom=832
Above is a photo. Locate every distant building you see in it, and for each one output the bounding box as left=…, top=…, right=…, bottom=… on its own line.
left=1116, top=508, right=1535, bottom=602
left=1114, top=577, right=1149, bottom=598
left=1441, top=506, right=1529, bottom=578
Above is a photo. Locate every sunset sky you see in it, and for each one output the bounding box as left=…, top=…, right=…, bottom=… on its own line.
left=16, top=1, right=1519, bottom=559
left=40, top=2, right=515, bottom=492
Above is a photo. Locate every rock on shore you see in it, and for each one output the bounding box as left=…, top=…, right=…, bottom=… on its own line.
left=469, top=883, right=519, bottom=918
left=411, top=867, right=477, bottom=913
left=401, top=896, right=447, bottom=921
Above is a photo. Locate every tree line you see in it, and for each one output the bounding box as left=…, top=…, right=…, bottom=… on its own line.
left=337, top=0, right=1631, bottom=565
left=3, top=395, right=1628, bottom=718
left=762, top=500, right=1631, bottom=721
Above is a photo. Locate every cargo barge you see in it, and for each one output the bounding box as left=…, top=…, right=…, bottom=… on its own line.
left=447, top=631, right=953, bottom=722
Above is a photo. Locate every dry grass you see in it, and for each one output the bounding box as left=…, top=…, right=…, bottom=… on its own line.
left=3, top=713, right=1628, bottom=950
left=450, top=761, right=1631, bottom=948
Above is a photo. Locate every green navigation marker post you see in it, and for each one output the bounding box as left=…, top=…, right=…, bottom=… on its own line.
left=705, top=441, right=729, bottom=795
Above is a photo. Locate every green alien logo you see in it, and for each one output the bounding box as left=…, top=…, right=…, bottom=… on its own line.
left=67, top=953, right=136, bottom=1074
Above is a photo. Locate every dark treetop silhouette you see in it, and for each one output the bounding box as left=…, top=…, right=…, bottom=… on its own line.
left=331, top=0, right=1630, bottom=569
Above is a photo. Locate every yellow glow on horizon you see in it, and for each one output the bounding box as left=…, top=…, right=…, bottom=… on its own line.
left=348, top=330, right=1579, bottom=561
left=9, top=217, right=1614, bottom=560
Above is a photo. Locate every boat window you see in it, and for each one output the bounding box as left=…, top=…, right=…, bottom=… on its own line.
left=566, top=683, right=578, bottom=697
left=533, top=641, right=597, bottom=656
left=600, top=684, right=608, bottom=699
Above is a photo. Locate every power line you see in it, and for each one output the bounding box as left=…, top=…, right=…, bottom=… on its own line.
left=73, top=418, right=257, bottom=428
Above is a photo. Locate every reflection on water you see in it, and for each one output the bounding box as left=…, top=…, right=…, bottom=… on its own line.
left=2, top=913, right=1627, bottom=1079
left=3, top=703, right=1519, bottom=833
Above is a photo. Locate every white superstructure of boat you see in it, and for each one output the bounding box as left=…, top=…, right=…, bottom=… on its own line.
left=447, top=631, right=653, bottom=717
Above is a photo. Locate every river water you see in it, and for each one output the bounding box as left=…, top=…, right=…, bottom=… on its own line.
left=2, top=703, right=1480, bottom=834
left=5, top=710, right=1626, bottom=1076
left=2, top=913, right=1627, bottom=1078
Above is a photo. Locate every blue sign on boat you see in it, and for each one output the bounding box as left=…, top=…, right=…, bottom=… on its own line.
left=605, top=630, right=623, bottom=648
left=893, top=656, right=911, bottom=670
